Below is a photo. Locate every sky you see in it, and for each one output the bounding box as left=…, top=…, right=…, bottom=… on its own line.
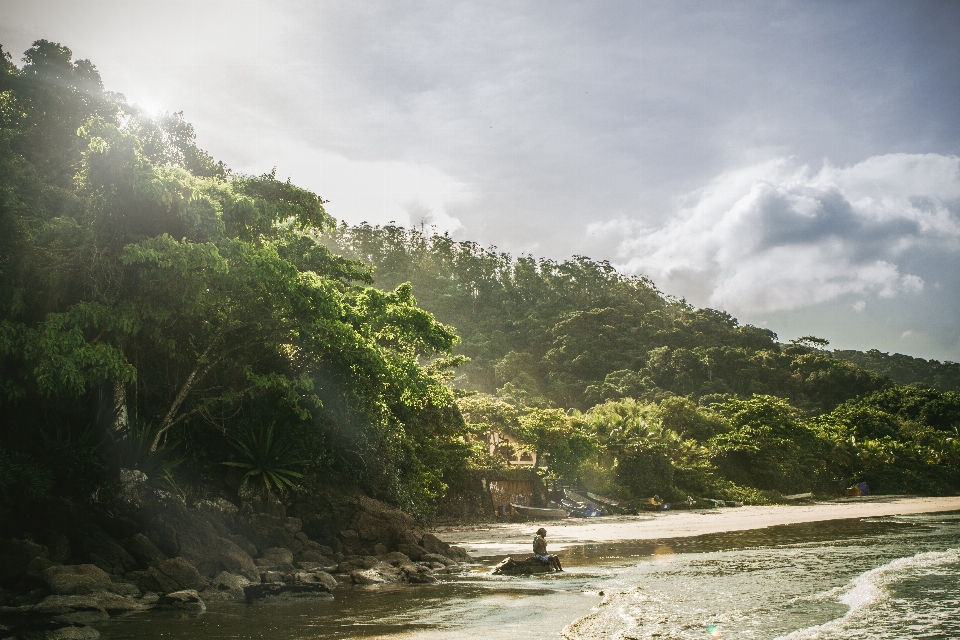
left=2, top=0, right=959, bottom=361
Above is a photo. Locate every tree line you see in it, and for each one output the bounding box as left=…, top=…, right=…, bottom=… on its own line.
left=1, top=41, right=957, bottom=522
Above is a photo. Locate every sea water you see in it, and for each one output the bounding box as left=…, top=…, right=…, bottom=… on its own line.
left=94, top=512, right=960, bottom=639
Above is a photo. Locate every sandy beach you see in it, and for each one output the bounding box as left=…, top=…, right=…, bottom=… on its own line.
left=436, top=496, right=960, bottom=557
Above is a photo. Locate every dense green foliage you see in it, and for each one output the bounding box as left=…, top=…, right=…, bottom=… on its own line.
left=835, top=349, right=960, bottom=393
left=0, top=41, right=466, bottom=518
left=1, top=40, right=957, bottom=520
left=320, top=212, right=960, bottom=501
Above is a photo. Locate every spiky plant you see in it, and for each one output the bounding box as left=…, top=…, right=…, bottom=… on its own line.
left=223, top=424, right=303, bottom=493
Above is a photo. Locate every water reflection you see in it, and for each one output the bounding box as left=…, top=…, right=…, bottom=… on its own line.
left=94, top=514, right=959, bottom=640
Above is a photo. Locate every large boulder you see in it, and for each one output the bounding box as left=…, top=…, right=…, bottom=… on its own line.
left=75, top=525, right=138, bottom=576
left=120, top=534, right=166, bottom=568
left=293, top=571, right=337, bottom=590
left=156, top=589, right=205, bottom=614
left=42, top=566, right=115, bottom=596
left=149, top=508, right=258, bottom=580
left=204, top=571, right=251, bottom=600
left=1, top=539, right=49, bottom=582
left=31, top=595, right=108, bottom=625
left=255, top=547, right=293, bottom=568
left=491, top=556, right=553, bottom=575
left=125, top=557, right=204, bottom=594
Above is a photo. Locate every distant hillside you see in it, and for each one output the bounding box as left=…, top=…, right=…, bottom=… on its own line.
left=834, top=350, right=960, bottom=393
left=322, top=224, right=893, bottom=414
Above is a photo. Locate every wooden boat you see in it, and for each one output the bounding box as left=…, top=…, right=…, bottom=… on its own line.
left=782, top=492, right=813, bottom=501
left=724, top=500, right=743, bottom=507
left=510, top=503, right=568, bottom=519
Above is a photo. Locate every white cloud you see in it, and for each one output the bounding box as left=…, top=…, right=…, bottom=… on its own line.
left=853, top=300, right=866, bottom=312
left=598, top=154, right=960, bottom=315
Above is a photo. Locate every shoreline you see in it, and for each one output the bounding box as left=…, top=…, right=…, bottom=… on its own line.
left=435, top=496, right=960, bottom=557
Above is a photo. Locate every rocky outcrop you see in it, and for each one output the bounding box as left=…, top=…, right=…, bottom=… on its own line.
left=1, top=473, right=475, bottom=638
left=491, top=556, right=554, bottom=575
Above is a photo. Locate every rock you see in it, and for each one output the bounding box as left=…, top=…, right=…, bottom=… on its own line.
left=243, top=583, right=332, bottom=603
left=157, top=589, right=205, bottom=614
left=350, top=564, right=403, bottom=585
left=491, top=556, right=553, bottom=575
left=43, top=565, right=114, bottom=596
left=120, top=534, right=166, bottom=568
left=155, top=557, right=204, bottom=591
left=117, top=468, right=149, bottom=510
left=193, top=498, right=239, bottom=531
left=11, top=621, right=101, bottom=639
left=373, top=543, right=388, bottom=556
left=339, top=529, right=360, bottom=548
left=398, top=562, right=438, bottom=584
left=293, top=571, right=337, bottom=591
left=295, top=549, right=330, bottom=564
left=105, top=580, right=140, bottom=597
left=207, top=572, right=250, bottom=600
left=125, top=557, right=203, bottom=594
left=32, top=592, right=149, bottom=623
left=294, top=532, right=333, bottom=556
left=421, top=533, right=454, bottom=557
left=149, top=509, right=258, bottom=581
left=1, top=539, right=49, bottom=581
left=30, top=595, right=108, bottom=625
left=125, top=569, right=177, bottom=595
left=76, top=525, right=138, bottom=576
left=397, top=544, right=426, bottom=561
left=256, top=547, right=293, bottom=567
left=421, top=553, right=455, bottom=567
left=260, top=571, right=285, bottom=584
left=380, top=552, right=411, bottom=566
left=295, top=561, right=338, bottom=574
left=25, top=557, right=58, bottom=582
left=47, top=536, right=72, bottom=565
left=86, top=592, right=148, bottom=614
left=226, top=534, right=257, bottom=558
left=448, top=546, right=471, bottom=562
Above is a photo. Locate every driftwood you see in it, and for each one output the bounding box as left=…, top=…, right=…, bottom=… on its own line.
left=491, top=556, right=554, bottom=575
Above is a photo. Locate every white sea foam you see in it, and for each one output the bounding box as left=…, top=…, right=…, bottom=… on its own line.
left=775, top=548, right=960, bottom=639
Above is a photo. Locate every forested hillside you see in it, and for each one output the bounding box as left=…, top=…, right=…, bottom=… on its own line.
left=0, top=41, right=468, bottom=519
left=2, top=41, right=958, bottom=523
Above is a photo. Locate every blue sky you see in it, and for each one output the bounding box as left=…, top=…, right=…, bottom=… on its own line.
left=2, top=0, right=959, bottom=360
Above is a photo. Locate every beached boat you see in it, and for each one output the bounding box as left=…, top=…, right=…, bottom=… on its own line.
left=560, top=498, right=606, bottom=517
left=564, top=488, right=591, bottom=504
left=782, top=492, right=813, bottom=501
left=724, top=500, right=743, bottom=507
left=510, top=503, right=568, bottom=519
left=586, top=492, right=635, bottom=515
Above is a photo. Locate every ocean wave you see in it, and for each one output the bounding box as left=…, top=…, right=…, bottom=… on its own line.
left=775, top=548, right=960, bottom=640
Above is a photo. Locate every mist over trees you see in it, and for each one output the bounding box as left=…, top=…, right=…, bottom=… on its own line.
left=2, top=41, right=958, bottom=520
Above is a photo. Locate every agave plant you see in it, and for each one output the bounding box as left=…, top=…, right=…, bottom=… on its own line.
left=116, top=422, right=185, bottom=495
left=223, top=424, right=303, bottom=493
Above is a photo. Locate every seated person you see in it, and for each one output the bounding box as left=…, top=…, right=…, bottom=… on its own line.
left=532, top=527, right=563, bottom=571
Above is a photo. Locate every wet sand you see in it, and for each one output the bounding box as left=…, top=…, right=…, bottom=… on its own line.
left=435, top=496, right=960, bottom=557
